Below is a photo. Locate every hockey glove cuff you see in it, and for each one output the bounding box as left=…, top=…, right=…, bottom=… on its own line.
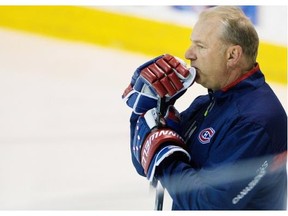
left=131, top=106, right=191, bottom=183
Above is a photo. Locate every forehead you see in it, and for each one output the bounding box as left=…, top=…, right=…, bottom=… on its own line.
left=191, top=18, right=223, bottom=43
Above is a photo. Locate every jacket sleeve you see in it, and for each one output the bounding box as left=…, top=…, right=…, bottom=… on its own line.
left=157, top=122, right=279, bottom=210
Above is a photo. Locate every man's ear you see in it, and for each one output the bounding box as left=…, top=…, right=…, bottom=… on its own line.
left=227, top=45, right=243, bottom=66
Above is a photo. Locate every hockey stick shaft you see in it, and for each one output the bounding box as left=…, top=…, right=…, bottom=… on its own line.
left=154, top=97, right=166, bottom=211
left=154, top=181, right=164, bottom=210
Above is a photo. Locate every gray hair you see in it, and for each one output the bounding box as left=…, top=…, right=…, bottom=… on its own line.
left=199, top=6, right=259, bottom=65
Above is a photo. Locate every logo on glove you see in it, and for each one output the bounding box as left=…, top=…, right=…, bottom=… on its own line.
left=141, top=129, right=185, bottom=169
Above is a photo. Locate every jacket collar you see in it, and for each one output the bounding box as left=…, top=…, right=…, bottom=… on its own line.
left=221, top=63, right=260, bottom=92
left=209, top=63, right=265, bottom=100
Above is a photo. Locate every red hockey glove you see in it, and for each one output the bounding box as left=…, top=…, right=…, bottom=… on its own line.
left=131, top=105, right=191, bottom=183
left=122, top=54, right=196, bottom=114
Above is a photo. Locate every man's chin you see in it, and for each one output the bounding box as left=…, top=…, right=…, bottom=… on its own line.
left=195, top=79, right=209, bottom=89
left=195, top=76, right=202, bottom=85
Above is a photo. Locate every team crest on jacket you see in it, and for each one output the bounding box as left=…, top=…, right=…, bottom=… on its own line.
left=198, top=127, right=215, bottom=144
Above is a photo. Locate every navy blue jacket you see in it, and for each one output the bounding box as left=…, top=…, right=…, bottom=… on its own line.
left=130, top=65, right=287, bottom=210
left=157, top=64, right=287, bottom=210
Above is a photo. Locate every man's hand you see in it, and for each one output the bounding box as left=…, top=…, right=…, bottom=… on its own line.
left=122, top=54, right=196, bottom=114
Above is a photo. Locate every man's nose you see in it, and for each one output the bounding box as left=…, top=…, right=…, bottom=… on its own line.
left=185, top=46, right=196, bottom=61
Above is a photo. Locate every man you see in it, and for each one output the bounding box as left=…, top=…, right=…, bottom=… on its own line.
left=122, top=6, right=287, bottom=210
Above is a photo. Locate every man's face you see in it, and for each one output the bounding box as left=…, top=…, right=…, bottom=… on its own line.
left=185, top=18, right=229, bottom=91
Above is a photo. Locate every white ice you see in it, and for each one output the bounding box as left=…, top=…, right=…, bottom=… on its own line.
left=0, top=28, right=286, bottom=211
